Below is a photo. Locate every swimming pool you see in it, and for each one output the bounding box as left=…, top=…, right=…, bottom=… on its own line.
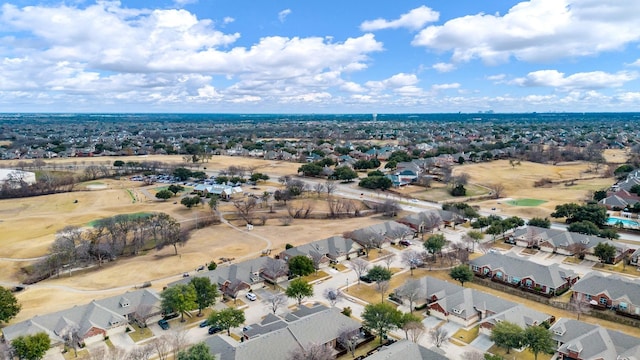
left=607, top=216, right=640, bottom=228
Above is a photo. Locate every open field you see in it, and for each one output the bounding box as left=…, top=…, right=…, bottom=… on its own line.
left=457, top=160, right=615, bottom=218
left=1, top=154, right=302, bottom=178
left=0, top=175, right=386, bottom=322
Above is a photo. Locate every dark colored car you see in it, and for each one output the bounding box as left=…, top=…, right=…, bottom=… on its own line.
left=158, top=319, right=170, bottom=330
left=208, top=325, right=222, bottom=335
left=359, top=275, right=373, bottom=283
left=199, top=320, right=209, bottom=328
left=399, top=240, right=412, bottom=246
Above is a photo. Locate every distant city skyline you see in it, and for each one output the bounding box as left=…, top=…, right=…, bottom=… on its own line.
left=1, top=1, right=640, bottom=113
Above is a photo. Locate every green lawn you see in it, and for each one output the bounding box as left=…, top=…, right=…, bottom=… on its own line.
left=88, top=212, right=153, bottom=226
left=505, top=198, right=547, bottom=207
left=127, top=323, right=154, bottom=343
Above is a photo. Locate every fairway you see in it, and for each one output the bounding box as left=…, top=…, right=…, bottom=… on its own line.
left=505, top=198, right=547, bottom=206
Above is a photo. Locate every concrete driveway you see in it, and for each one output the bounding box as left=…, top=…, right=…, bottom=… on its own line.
left=109, top=331, right=135, bottom=352
left=470, top=333, right=494, bottom=352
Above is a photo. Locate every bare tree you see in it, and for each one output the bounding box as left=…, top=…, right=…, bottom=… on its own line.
left=233, top=198, right=257, bottom=225
left=376, top=280, right=390, bottom=303
left=60, top=324, right=81, bottom=358
left=126, top=344, right=154, bottom=360
left=397, top=279, right=423, bottom=313
left=288, top=343, right=334, bottom=360
left=489, top=183, right=506, bottom=199
left=309, top=251, right=325, bottom=273
left=401, top=250, right=424, bottom=276
left=452, top=172, right=470, bottom=187
left=323, top=288, right=343, bottom=307
left=264, top=292, right=288, bottom=314
left=381, top=254, right=395, bottom=271
left=325, top=180, right=337, bottom=196
left=568, top=242, right=588, bottom=260
left=313, top=182, right=325, bottom=196
left=403, top=321, right=425, bottom=343
left=421, top=212, right=442, bottom=236
left=337, top=327, right=360, bottom=358
left=570, top=295, right=590, bottom=321
left=280, top=216, right=294, bottom=226
left=430, top=327, right=449, bottom=347
left=350, top=258, right=369, bottom=285
left=170, top=325, right=189, bottom=360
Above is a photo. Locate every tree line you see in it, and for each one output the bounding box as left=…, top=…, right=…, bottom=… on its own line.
left=21, top=212, right=200, bottom=284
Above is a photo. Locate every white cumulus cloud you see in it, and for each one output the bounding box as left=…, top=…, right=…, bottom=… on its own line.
left=412, top=0, right=640, bottom=64
left=432, top=62, right=456, bottom=73
left=512, top=70, right=638, bottom=90
left=360, top=6, right=439, bottom=31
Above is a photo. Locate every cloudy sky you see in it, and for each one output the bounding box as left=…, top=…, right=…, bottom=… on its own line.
left=2, top=0, right=640, bottom=113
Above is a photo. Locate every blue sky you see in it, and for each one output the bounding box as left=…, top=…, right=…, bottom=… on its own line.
left=1, top=0, right=640, bottom=113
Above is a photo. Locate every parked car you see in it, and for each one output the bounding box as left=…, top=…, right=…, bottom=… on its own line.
left=208, top=325, right=222, bottom=335
left=182, top=273, right=190, bottom=278
left=399, top=240, right=412, bottom=246
left=245, top=292, right=257, bottom=301
left=199, top=320, right=209, bottom=328
left=158, top=319, right=170, bottom=330
left=359, top=275, right=373, bottom=284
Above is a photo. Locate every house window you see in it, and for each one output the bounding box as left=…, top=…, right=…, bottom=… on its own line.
left=483, top=268, right=490, bottom=275
left=512, top=277, right=520, bottom=284
left=525, top=279, right=533, bottom=287
left=495, top=271, right=503, bottom=279
left=599, top=297, right=608, bottom=305
left=585, top=294, right=592, bottom=301
left=619, top=302, right=628, bottom=310
left=472, top=265, right=479, bottom=272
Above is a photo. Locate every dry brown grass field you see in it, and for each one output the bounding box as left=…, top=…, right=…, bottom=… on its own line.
left=456, top=159, right=615, bottom=218
left=0, top=155, right=390, bottom=322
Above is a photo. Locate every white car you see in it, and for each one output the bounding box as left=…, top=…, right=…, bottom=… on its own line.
left=245, top=292, right=257, bottom=301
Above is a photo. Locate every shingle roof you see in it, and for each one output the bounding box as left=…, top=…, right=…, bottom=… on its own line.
left=469, top=252, right=576, bottom=289
left=365, top=340, right=449, bottom=360
left=550, top=318, right=640, bottom=359
left=206, top=307, right=361, bottom=360
left=2, top=289, right=160, bottom=344
left=170, top=257, right=269, bottom=288
left=572, top=272, right=640, bottom=305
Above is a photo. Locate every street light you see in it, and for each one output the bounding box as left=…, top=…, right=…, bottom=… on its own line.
left=346, top=278, right=349, bottom=292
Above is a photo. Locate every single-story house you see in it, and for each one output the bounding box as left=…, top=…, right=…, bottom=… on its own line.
left=549, top=318, right=640, bottom=360
left=364, top=340, right=448, bottom=360
left=571, top=272, right=640, bottom=315
left=397, top=210, right=443, bottom=234
left=2, top=289, right=161, bottom=347
left=347, top=221, right=414, bottom=249
left=478, top=304, right=554, bottom=335
left=170, top=257, right=287, bottom=299
left=508, top=226, right=629, bottom=263
left=279, top=235, right=364, bottom=266
left=193, top=184, right=243, bottom=200
left=469, top=252, right=578, bottom=296
left=206, top=305, right=361, bottom=359
left=399, top=276, right=552, bottom=328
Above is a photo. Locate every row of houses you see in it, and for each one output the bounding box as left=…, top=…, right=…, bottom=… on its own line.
left=207, top=302, right=448, bottom=360
left=470, top=252, right=579, bottom=296
left=508, top=226, right=630, bottom=264
left=600, top=169, right=640, bottom=210
left=171, top=220, right=417, bottom=300
left=2, top=289, right=161, bottom=346
left=470, top=251, right=640, bottom=321
left=550, top=318, right=640, bottom=360
left=395, top=276, right=553, bottom=331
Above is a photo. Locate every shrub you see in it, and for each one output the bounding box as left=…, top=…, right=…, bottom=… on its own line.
left=342, top=307, right=352, bottom=317
left=208, top=262, right=217, bottom=271
left=533, top=178, right=553, bottom=187
left=285, top=243, right=294, bottom=250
